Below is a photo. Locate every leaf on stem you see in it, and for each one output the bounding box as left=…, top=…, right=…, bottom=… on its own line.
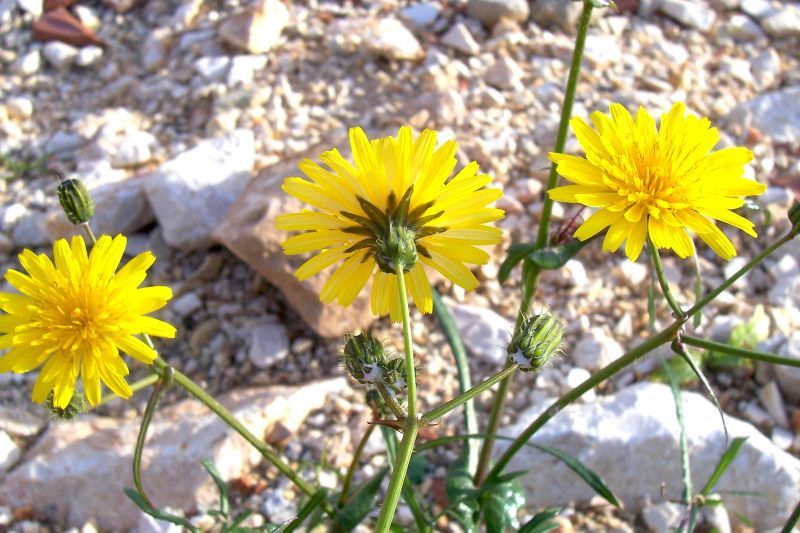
left=700, top=437, right=748, bottom=496
left=336, top=467, right=388, bottom=531
left=124, top=488, right=199, bottom=532
left=530, top=443, right=620, bottom=507
left=528, top=238, right=591, bottom=270
left=480, top=474, right=526, bottom=531
left=519, top=508, right=561, bottom=533
left=499, top=244, right=538, bottom=284
left=202, top=459, right=230, bottom=518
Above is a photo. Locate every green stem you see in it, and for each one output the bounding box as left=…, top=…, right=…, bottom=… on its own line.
left=374, top=266, right=420, bottom=532
left=423, top=364, right=518, bottom=424
left=132, top=366, right=174, bottom=507
left=432, top=289, right=479, bottom=474
left=80, top=222, right=97, bottom=245
left=486, top=319, right=684, bottom=481
left=782, top=498, right=800, bottom=533
left=152, top=359, right=334, bottom=516
left=474, top=368, right=514, bottom=484
left=94, top=372, right=160, bottom=408
left=339, top=424, right=375, bottom=506
left=682, top=335, right=800, bottom=368
left=686, top=233, right=792, bottom=316
left=377, top=383, right=407, bottom=420
left=648, top=238, right=684, bottom=318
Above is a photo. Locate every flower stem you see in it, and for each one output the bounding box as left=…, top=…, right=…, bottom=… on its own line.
left=94, top=372, right=160, bottom=408
left=479, top=0, right=595, bottom=481
left=647, top=238, right=684, bottom=318
left=339, top=424, right=376, bottom=506
left=377, top=383, right=407, bottom=420
left=374, top=266, right=420, bottom=532
left=686, top=233, right=792, bottom=316
left=474, top=369, right=513, bottom=484
left=152, top=359, right=334, bottom=516
left=682, top=335, right=800, bottom=368
left=485, top=319, right=685, bottom=482
left=423, top=364, right=519, bottom=424
left=80, top=222, right=97, bottom=245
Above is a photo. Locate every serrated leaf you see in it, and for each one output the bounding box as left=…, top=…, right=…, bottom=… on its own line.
left=499, top=243, right=539, bottom=283
left=336, top=467, right=388, bottom=531
left=481, top=475, right=525, bottom=531
left=202, top=459, right=230, bottom=518
left=530, top=443, right=620, bottom=507
left=446, top=453, right=478, bottom=533
left=124, top=488, right=199, bottom=532
left=519, top=508, right=561, bottom=533
left=701, top=437, right=748, bottom=496
left=528, top=238, right=589, bottom=270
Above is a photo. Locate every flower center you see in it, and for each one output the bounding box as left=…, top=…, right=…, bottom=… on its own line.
left=340, top=186, right=446, bottom=274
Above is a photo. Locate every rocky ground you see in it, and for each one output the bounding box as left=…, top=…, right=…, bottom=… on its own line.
left=1, top=0, right=799, bottom=531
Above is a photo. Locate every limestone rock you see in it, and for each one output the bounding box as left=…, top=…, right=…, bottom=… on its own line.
left=445, top=297, right=512, bottom=365
left=218, top=0, right=288, bottom=54
left=659, top=0, right=716, bottom=32
left=249, top=321, right=290, bottom=369
left=145, top=129, right=255, bottom=250
left=441, top=23, right=481, bottom=55
left=466, top=0, right=530, bottom=26
left=498, top=383, right=800, bottom=530
left=327, top=17, right=424, bottom=61
left=726, top=87, right=800, bottom=146
left=0, top=379, right=346, bottom=529
left=212, top=136, right=375, bottom=338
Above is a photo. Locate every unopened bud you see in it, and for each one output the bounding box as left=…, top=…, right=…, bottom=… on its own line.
left=507, top=313, right=564, bottom=371
left=57, top=178, right=94, bottom=225
left=376, top=221, right=418, bottom=274
left=380, top=357, right=408, bottom=395
left=789, top=201, right=800, bottom=237
left=343, top=332, right=388, bottom=384
left=43, top=391, right=87, bottom=420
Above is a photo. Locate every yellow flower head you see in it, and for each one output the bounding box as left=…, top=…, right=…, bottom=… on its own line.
left=0, top=235, right=176, bottom=408
left=548, top=102, right=766, bottom=261
left=277, top=126, right=504, bottom=321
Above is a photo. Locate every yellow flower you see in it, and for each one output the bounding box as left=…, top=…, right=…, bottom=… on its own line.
left=0, top=235, right=176, bottom=408
left=277, top=126, right=504, bottom=320
left=548, top=102, right=766, bottom=261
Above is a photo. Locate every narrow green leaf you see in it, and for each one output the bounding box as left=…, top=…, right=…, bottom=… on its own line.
left=647, top=268, right=656, bottom=333
left=701, top=437, right=748, bottom=496
left=202, top=459, right=230, bottom=518
left=481, top=475, right=525, bottom=531
left=446, top=453, right=478, bottom=533
left=284, top=490, right=327, bottom=533
left=530, top=443, right=620, bottom=507
left=674, top=341, right=729, bottom=445
left=124, top=488, right=199, bottom=532
left=336, top=467, right=388, bottom=531
left=499, top=243, right=538, bottom=283
left=692, top=252, right=703, bottom=328
left=660, top=358, right=693, bottom=504
left=528, top=238, right=590, bottom=270
left=519, top=508, right=561, bottom=533
left=226, top=509, right=253, bottom=529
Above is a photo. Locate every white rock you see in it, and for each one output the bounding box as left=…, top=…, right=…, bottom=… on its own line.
left=75, top=45, right=103, bottom=68
left=445, top=297, right=512, bottom=365
left=227, top=55, right=268, bottom=87
left=642, top=501, right=684, bottom=533
left=5, top=96, right=33, bottom=120
left=11, top=209, right=50, bottom=247
left=218, top=0, right=288, bottom=54
left=702, top=500, right=732, bottom=533
left=249, top=321, right=290, bottom=369
left=758, top=381, right=789, bottom=428
left=750, top=49, right=781, bottom=90
left=761, top=5, right=800, bottom=38
left=366, top=18, right=425, bottom=61
left=136, top=512, right=182, bottom=533
left=0, top=203, right=27, bottom=232
left=0, top=380, right=346, bottom=530
left=529, top=0, right=584, bottom=33
left=9, top=49, right=41, bottom=76
left=775, top=331, right=800, bottom=403
left=659, top=0, right=716, bottom=32
left=144, top=129, right=255, bottom=250
left=583, top=34, right=623, bottom=67
left=193, top=55, right=231, bottom=81
left=727, top=87, right=800, bottom=145
left=565, top=368, right=595, bottom=402
left=719, top=57, right=753, bottom=85
left=441, top=23, right=481, bottom=55
left=42, top=41, right=79, bottom=70
left=15, top=0, right=42, bottom=16
left=466, top=0, right=529, bottom=25
left=0, top=430, right=20, bottom=472
left=563, top=259, right=588, bottom=287
left=172, top=292, right=202, bottom=317
left=572, top=327, right=624, bottom=371
left=720, top=13, right=766, bottom=41
left=498, top=383, right=800, bottom=530
left=400, top=2, right=440, bottom=28
left=73, top=5, right=100, bottom=31
left=110, top=130, right=157, bottom=168
left=740, top=0, right=774, bottom=18
left=618, top=260, right=648, bottom=286
left=484, top=54, right=524, bottom=89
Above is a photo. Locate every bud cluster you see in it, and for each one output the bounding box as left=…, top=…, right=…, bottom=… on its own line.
left=507, top=313, right=565, bottom=372
left=342, top=332, right=408, bottom=393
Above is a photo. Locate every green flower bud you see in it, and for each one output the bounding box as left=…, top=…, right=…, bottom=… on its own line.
left=57, top=178, right=94, bottom=225
left=343, top=332, right=389, bottom=384
left=43, top=391, right=87, bottom=420
left=789, top=201, right=800, bottom=237
left=375, top=221, right=418, bottom=274
left=507, top=313, right=564, bottom=372
left=380, top=357, right=408, bottom=395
